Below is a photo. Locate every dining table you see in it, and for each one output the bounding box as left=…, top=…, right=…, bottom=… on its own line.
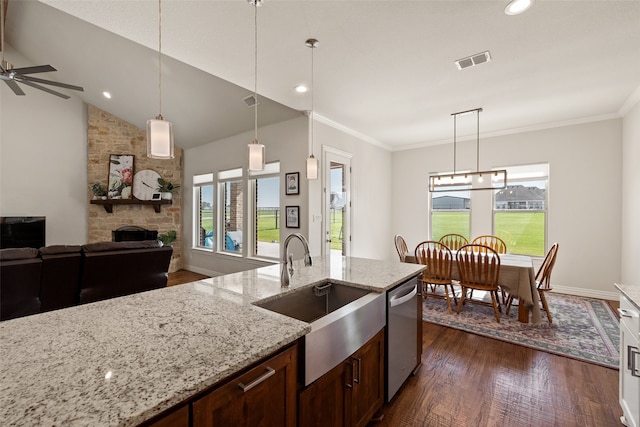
left=406, top=252, right=541, bottom=324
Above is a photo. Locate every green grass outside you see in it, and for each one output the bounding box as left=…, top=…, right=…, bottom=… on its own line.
left=198, top=209, right=280, bottom=243
left=432, top=211, right=545, bottom=256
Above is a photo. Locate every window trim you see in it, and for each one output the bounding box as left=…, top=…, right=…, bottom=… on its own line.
left=193, top=173, right=214, bottom=251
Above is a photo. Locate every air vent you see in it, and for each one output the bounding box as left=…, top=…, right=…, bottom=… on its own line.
left=455, top=51, right=492, bottom=70
left=242, top=94, right=259, bottom=107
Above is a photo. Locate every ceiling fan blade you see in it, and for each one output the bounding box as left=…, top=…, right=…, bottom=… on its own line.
left=18, top=79, right=71, bottom=99
left=19, top=75, right=84, bottom=92
left=9, top=65, right=57, bottom=74
left=4, top=80, right=26, bottom=96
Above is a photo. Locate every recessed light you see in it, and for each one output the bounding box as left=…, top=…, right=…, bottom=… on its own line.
left=102, top=91, right=112, bottom=99
left=505, top=0, right=533, bottom=15
left=294, top=85, right=308, bottom=93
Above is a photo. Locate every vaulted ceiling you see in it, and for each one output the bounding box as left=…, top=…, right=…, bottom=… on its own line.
left=3, top=0, right=640, bottom=151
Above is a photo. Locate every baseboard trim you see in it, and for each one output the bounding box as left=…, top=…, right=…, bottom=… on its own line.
left=552, top=285, right=619, bottom=301
left=184, top=264, right=224, bottom=278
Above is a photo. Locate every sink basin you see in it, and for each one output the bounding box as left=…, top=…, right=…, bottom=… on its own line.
left=255, top=282, right=370, bottom=323
left=254, top=282, right=386, bottom=386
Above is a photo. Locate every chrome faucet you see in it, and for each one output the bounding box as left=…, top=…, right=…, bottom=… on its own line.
left=281, top=233, right=312, bottom=287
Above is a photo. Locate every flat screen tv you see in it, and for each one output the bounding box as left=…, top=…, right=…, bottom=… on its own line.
left=0, top=217, right=46, bottom=249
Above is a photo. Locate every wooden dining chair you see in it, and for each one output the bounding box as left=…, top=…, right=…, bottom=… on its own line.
left=471, top=235, right=507, bottom=254
left=438, top=233, right=468, bottom=251
left=415, top=241, right=456, bottom=313
left=456, top=244, right=502, bottom=322
left=506, top=242, right=559, bottom=323
left=394, top=234, right=409, bottom=262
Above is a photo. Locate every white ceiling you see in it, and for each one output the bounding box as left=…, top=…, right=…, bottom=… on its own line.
left=3, top=0, right=640, bottom=151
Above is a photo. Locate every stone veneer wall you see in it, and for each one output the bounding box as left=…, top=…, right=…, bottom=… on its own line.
left=87, top=105, right=183, bottom=272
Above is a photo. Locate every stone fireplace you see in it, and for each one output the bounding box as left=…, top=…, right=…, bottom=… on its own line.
left=87, top=105, right=183, bottom=272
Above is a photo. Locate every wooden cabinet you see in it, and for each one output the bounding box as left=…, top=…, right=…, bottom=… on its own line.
left=298, top=329, right=384, bottom=427
left=619, top=294, right=640, bottom=427
left=145, top=405, right=189, bottom=427
left=192, top=344, right=297, bottom=427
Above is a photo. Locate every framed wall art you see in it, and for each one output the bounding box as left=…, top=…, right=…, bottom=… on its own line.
left=107, top=154, right=134, bottom=199
left=285, top=172, right=300, bottom=195
left=285, top=206, right=300, bottom=228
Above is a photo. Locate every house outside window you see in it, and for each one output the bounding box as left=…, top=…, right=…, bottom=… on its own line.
left=219, top=168, right=243, bottom=254
left=193, top=173, right=214, bottom=250
left=493, top=163, right=548, bottom=257
left=249, top=162, right=280, bottom=259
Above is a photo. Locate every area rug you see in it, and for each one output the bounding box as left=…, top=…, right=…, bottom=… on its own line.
left=422, top=291, right=620, bottom=369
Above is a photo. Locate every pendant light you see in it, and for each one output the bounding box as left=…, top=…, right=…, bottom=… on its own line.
left=429, top=108, right=507, bottom=192
left=305, top=38, right=319, bottom=180
left=247, top=0, right=265, bottom=171
left=147, top=0, right=174, bottom=159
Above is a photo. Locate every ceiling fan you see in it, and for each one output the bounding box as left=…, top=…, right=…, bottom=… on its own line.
left=0, top=0, right=84, bottom=99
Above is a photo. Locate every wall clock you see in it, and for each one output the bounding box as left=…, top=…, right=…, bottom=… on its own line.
left=133, top=170, right=161, bottom=201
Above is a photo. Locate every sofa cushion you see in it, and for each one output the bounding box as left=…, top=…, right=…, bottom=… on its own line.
left=39, top=245, right=82, bottom=255
left=0, top=247, right=39, bottom=261
left=82, top=240, right=162, bottom=253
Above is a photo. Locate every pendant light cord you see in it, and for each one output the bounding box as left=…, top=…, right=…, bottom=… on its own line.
left=476, top=109, right=480, bottom=173
left=310, top=41, right=315, bottom=155
left=253, top=3, right=258, bottom=142
left=453, top=114, right=457, bottom=174
left=158, top=0, right=163, bottom=118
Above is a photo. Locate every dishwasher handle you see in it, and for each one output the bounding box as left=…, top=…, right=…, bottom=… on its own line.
left=389, top=285, right=417, bottom=308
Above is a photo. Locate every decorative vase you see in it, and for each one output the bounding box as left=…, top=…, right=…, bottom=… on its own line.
left=161, top=192, right=173, bottom=200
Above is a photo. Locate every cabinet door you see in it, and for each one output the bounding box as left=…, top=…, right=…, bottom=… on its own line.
left=620, top=321, right=640, bottom=427
left=350, top=329, right=385, bottom=427
left=146, top=405, right=189, bottom=427
left=192, top=345, right=297, bottom=427
left=298, top=360, right=349, bottom=427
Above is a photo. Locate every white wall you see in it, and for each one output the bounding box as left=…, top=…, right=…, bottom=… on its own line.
left=311, top=121, right=393, bottom=261
left=0, top=49, right=88, bottom=245
left=183, top=116, right=308, bottom=276
left=183, top=115, right=393, bottom=276
left=621, top=100, right=640, bottom=286
left=392, top=119, right=623, bottom=299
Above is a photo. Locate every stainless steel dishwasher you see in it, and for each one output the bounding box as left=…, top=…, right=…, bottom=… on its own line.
left=386, top=276, right=419, bottom=402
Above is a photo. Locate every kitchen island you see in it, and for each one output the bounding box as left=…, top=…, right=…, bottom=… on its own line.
left=0, top=255, right=424, bottom=426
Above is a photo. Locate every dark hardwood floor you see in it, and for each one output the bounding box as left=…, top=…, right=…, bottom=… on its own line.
left=167, top=270, right=621, bottom=427
left=376, top=323, right=620, bottom=427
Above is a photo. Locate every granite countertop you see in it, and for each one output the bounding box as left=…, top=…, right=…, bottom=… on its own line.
left=0, top=255, right=423, bottom=426
left=615, top=283, right=640, bottom=311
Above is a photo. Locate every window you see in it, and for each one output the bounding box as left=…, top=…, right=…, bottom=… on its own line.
left=430, top=176, right=471, bottom=242
left=193, top=173, right=214, bottom=249
left=493, top=163, right=548, bottom=256
left=219, top=168, right=243, bottom=254
left=249, top=162, right=280, bottom=259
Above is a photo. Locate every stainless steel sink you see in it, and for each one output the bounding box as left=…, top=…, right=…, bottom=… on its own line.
left=255, top=282, right=371, bottom=323
left=254, top=282, right=386, bottom=386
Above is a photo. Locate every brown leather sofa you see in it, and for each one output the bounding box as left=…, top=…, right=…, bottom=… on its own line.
left=0, top=247, right=42, bottom=321
left=79, top=241, right=173, bottom=304
left=0, top=241, right=172, bottom=321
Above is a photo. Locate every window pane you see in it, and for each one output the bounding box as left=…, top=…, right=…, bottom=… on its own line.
left=222, top=180, right=243, bottom=253
left=254, top=176, right=280, bottom=258
left=431, top=191, right=470, bottom=242
left=494, top=211, right=545, bottom=256
left=196, top=184, right=214, bottom=249
left=493, top=165, right=548, bottom=257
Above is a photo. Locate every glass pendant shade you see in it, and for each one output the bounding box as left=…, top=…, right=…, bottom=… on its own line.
left=306, top=154, right=318, bottom=180
left=146, top=115, right=174, bottom=159
left=248, top=140, right=265, bottom=171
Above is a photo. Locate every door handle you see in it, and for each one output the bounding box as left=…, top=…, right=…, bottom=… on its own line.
left=390, top=285, right=417, bottom=308
left=629, top=346, right=640, bottom=378
left=238, top=367, right=275, bottom=392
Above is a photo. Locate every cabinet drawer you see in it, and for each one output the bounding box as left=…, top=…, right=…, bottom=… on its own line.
left=620, top=295, right=640, bottom=335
